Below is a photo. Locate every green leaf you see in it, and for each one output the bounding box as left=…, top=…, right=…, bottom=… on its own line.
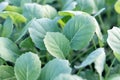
left=0, top=65, right=16, bottom=80
left=44, top=32, right=70, bottom=59
left=75, top=48, right=105, bottom=68
left=29, top=18, right=59, bottom=50
left=0, top=2, right=8, bottom=12
left=14, top=52, right=41, bottom=80
left=23, top=3, right=57, bottom=21
left=107, top=74, right=120, bottom=80
left=0, top=37, right=19, bottom=63
left=76, top=0, right=97, bottom=14
left=54, top=74, right=84, bottom=80
left=63, top=14, right=96, bottom=50
left=5, top=5, right=22, bottom=13
left=107, top=27, right=120, bottom=61
left=80, top=69, right=99, bottom=80
left=20, top=37, right=34, bottom=50
left=59, top=11, right=104, bottom=46
left=1, top=17, right=13, bottom=37
left=114, top=0, right=120, bottom=14
left=0, top=11, right=26, bottom=24
left=39, top=58, right=72, bottom=80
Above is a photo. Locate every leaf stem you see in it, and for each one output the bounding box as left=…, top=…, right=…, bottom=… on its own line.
left=105, top=58, right=116, bottom=80
left=92, top=39, right=97, bottom=49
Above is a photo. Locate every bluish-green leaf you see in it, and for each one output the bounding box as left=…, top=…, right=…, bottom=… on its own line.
left=1, top=17, right=13, bottom=37
left=59, top=11, right=104, bottom=46
left=0, top=37, right=19, bottom=63
left=76, top=0, right=97, bottom=14
left=44, top=32, right=71, bottom=59
left=54, top=74, right=84, bottom=80
left=39, top=58, right=72, bottom=80
left=23, top=3, right=57, bottom=21
left=0, top=65, right=16, bottom=80
left=29, top=18, right=59, bottom=50
left=107, top=27, right=120, bottom=61
left=63, top=14, right=96, bottom=50
left=75, top=48, right=105, bottom=69
left=14, top=52, right=41, bottom=80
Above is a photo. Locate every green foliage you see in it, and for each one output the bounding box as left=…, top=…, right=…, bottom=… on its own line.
left=0, top=0, right=119, bottom=80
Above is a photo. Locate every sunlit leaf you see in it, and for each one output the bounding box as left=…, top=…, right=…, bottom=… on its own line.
left=0, top=1, right=8, bottom=12
left=0, top=11, right=26, bottom=24
left=94, top=48, right=106, bottom=79
left=75, top=48, right=105, bottom=68
left=44, top=32, right=70, bottom=59
left=107, top=27, right=120, bottom=61
left=15, top=52, right=41, bottom=80
left=114, top=0, right=120, bottom=14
